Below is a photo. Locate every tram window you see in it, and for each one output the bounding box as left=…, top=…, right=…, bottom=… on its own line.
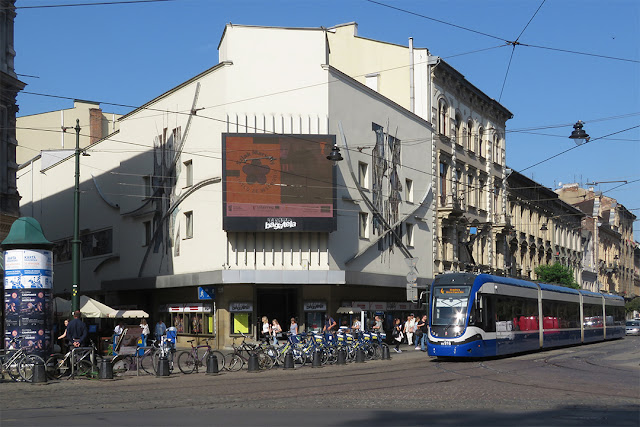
left=495, top=296, right=538, bottom=331
left=542, top=300, right=579, bottom=329
left=605, top=305, right=625, bottom=327
left=470, top=294, right=496, bottom=332
left=583, top=303, right=603, bottom=327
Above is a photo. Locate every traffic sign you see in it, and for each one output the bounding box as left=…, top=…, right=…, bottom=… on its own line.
left=198, top=286, right=215, bottom=300
left=406, top=271, right=418, bottom=283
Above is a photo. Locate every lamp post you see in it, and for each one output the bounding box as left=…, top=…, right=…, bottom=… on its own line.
left=71, top=119, right=81, bottom=312
left=569, top=120, right=590, bottom=145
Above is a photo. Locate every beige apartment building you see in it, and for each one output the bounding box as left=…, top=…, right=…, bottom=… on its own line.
left=16, top=99, right=121, bottom=165
left=557, top=184, right=637, bottom=297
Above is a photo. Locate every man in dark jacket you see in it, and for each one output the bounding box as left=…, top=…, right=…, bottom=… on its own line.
left=66, top=310, right=88, bottom=348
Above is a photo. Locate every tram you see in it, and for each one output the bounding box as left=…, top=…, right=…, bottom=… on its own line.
left=427, top=273, right=625, bottom=358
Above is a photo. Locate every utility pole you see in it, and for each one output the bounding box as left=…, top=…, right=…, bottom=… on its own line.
left=71, top=119, right=81, bottom=312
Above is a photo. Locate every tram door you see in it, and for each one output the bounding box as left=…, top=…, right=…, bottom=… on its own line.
left=257, top=288, right=297, bottom=334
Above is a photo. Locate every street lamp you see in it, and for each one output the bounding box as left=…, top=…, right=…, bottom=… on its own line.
left=63, top=119, right=82, bottom=312
left=569, top=120, right=590, bottom=145
left=326, top=144, right=343, bottom=165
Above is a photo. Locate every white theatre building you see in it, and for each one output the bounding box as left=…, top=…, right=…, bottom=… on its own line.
left=17, top=24, right=435, bottom=348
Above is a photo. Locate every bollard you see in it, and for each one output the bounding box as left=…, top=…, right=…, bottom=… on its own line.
left=283, top=351, right=295, bottom=370
left=157, top=356, right=170, bottom=377
left=312, top=350, right=322, bottom=368
left=31, top=359, right=47, bottom=383
left=247, top=353, right=259, bottom=373
left=99, top=358, right=113, bottom=379
left=337, top=348, right=346, bottom=365
left=382, top=345, right=391, bottom=360
left=355, top=348, right=365, bottom=363
left=206, top=353, right=219, bottom=375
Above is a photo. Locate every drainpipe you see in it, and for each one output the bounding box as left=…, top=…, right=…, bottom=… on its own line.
left=409, top=37, right=414, bottom=113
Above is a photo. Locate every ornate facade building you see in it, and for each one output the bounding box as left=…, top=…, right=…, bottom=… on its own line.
left=0, top=0, right=24, bottom=242
left=556, top=184, right=637, bottom=297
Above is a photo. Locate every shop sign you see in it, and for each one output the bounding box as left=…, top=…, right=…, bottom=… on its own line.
left=303, top=301, right=326, bottom=311
left=353, top=301, right=369, bottom=310
left=168, top=305, right=184, bottom=313
left=184, top=303, right=212, bottom=313
left=229, top=302, right=253, bottom=312
left=369, top=302, right=387, bottom=311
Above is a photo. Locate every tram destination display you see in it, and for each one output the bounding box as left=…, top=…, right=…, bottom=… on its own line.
left=222, top=134, right=337, bottom=232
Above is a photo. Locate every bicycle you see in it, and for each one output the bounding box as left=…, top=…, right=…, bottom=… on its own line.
left=45, top=340, right=99, bottom=379
left=224, top=333, right=273, bottom=372
left=177, top=338, right=225, bottom=374
left=1, top=336, right=46, bottom=382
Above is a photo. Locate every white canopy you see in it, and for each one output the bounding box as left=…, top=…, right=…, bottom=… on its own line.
left=53, top=296, right=148, bottom=319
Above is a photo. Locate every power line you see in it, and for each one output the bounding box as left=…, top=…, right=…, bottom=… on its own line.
left=12, top=0, right=176, bottom=9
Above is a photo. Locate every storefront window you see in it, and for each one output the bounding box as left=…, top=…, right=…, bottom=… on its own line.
left=229, top=302, right=253, bottom=335
left=167, top=304, right=214, bottom=335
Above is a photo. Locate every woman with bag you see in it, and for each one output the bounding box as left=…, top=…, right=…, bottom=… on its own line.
left=271, top=318, right=282, bottom=346
left=392, top=318, right=403, bottom=353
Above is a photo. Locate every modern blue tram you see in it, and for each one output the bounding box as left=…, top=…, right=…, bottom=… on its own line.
left=427, top=273, right=625, bottom=358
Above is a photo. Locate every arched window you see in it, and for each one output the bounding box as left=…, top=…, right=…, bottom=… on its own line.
left=493, top=134, right=501, bottom=164
left=454, top=113, right=462, bottom=145
left=438, top=99, right=448, bottom=136
left=478, top=127, right=484, bottom=157
left=466, top=120, right=473, bottom=151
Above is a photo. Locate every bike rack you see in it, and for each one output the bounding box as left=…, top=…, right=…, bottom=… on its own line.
left=69, top=346, right=95, bottom=378
left=133, top=346, right=155, bottom=376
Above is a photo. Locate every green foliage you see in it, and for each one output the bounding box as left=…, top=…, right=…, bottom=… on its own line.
left=534, top=263, right=580, bottom=289
left=626, top=297, right=640, bottom=313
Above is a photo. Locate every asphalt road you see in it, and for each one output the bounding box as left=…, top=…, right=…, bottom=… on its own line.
left=1, top=337, right=639, bottom=427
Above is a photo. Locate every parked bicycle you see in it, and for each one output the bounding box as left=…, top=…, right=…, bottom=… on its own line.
left=1, top=336, right=45, bottom=382
left=177, top=338, right=225, bottom=374
left=45, top=339, right=99, bottom=379
left=224, top=333, right=273, bottom=371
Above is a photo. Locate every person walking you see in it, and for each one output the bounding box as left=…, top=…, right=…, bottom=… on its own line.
left=271, top=319, right=282, bottom=346
left=289, top=317, right=298, bottom=336
left=67, top=310, right=88, bottom=348
left=404, top=314, right=416, bottom=349
left=414, top=315, right=425, bottom=350
left=140, top=319, right=150, bottom=347
left=418, top=314, right=428, bottom=351
left=155, top=319, right=167, bottom=342
left=391, top=318, right=403, bottom=353
left=261, top=316, right=271, bottom=342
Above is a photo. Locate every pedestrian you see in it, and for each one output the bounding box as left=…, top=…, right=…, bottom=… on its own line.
left=419, top=314, right=428, bottom=351
left=351, top=317, right=361, bottom=333
left=372, top=315, right=384, bottom=334
left=66, top=310, right=88, bottom=348
left=271, top=319, right=282, bottom=345
left=155, top=319, right=167, bottom=342
left=289, top=317, right=298, bottom=336
left=113, top=321, right=125, bottom=350
left=261, top=316, right=271, bottom=342
left=140, top=319, right=150, bottom=347
left=391, top=318, right=403, bottom=353
left=57, top=319, right=69, bottom=353
left=414, top=315, right=425, bottom=350
left=322, top=314, right=336, bottom=334
left=404, top=314, right=416, bottom=348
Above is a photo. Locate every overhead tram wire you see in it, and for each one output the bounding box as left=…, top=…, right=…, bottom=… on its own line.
left=11, top=0, right=177, bottom=9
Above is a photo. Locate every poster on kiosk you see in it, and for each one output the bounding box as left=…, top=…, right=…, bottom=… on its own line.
left=4, top=249, right=54, bottom=358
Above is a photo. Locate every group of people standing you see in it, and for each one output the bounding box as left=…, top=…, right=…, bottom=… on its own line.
left=261, top=316, right=299, bottom=345
left=391, top=313, right=428, bottom=353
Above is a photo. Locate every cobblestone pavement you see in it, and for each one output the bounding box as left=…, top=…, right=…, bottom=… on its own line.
left=1, top=337, right=639, bottom=426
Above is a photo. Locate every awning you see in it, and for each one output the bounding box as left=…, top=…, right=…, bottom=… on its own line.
left=336, top=307, right=362, bottom=314
left=110, top=309, right=149, bottom=319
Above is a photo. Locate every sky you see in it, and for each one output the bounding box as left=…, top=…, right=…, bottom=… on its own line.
left=13, top=0, right=640, bottom=235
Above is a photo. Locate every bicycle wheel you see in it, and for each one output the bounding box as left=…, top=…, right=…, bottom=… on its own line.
left=224, top=354, right=244, bottom=372
left=112, top=355, right=133, bottom=376
left=140, top=351, right=156, bottom=375
left=196, top=347, right=209, bottom=372
left=18, top=355, right=45, bottom=382
left=208, top=350, right=225, bottom=371
left=45, top=354, right=68, bottom=379
left=75, top=360, right=93, bottom=377
left=257, top=351, right=274, bottom=370
left=6, top=357, right=22, bottom=382
left=177, top=351, right=196, bottom=374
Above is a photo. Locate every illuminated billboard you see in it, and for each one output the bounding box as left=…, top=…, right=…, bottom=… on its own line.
left=222, top=134, right=337, bottom=232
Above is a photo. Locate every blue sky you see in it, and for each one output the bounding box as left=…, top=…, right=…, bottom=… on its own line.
left=14, top=0, right=640, bottom=234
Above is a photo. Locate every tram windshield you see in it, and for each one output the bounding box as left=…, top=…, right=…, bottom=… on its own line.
left=431, top=286, right=471, bottom=327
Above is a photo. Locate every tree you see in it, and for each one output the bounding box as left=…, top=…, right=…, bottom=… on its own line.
left=534, top=263, right=580, bottom=289
left=626, top=297, right=640, bottom=314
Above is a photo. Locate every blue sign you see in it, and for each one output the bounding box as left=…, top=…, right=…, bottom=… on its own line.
left=198, top=286, right=215, bottom=300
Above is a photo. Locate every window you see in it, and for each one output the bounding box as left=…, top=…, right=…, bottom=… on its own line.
left=169, top=310, right=214, bottom=335
left=438, top=99, right=448, bottom=136
left=466, top=121, right=473, bottom=151
left=358, top=162, right=368, bottom=189
left=478, top=178, right=485, bottom=210
left=405, top=178, right=413, bottom=203
left=359, top=212, right=369, bottom=239
left=80, top=228, right=113, bottom=258
left=467, top=174, right=475, bottom=207
left=406, top=223, right=415, bottom=247
left=455, top=168, right=463, bottom=202
left=143, top=221, right=152, bottom=246
left=478, top=128, right=484, bottom=158
left=143, top=175, right=152, bottom=198
left=494, top=135, right=501, bottom=164
left=365, top=73, right=379, bottom=91
left=183, top=160, right=193, bottom=187
left=185, top=211, right=193, bottom=239
left=439, top=162, right=448, bottom=206
left=494, top=181, right=501, bottom=214
left=454, top=114, right=462, bottom=145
